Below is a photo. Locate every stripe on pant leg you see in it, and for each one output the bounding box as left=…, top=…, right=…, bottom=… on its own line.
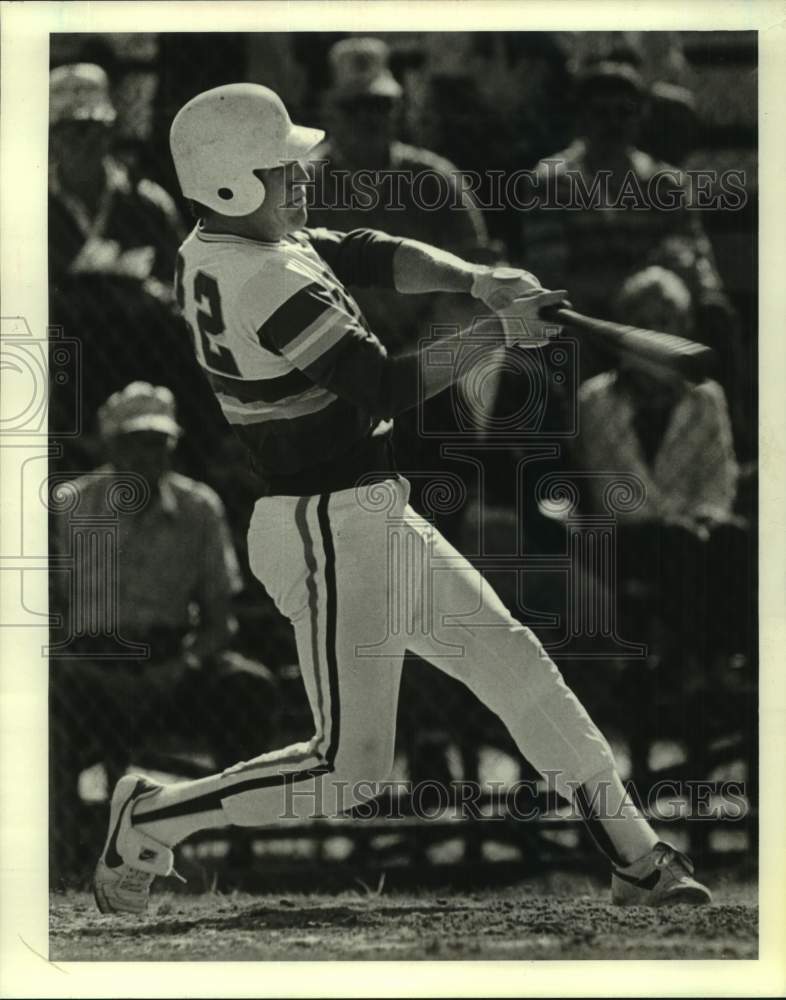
left=220, top=495, right=327, bottom=778
left=296, top=495, right=327, bottom=753
left=133, top=759, right=333, bottom=825
left=133, top=496, right=340, bottom=825
left=316, top=493, right=340, bottom=769
left=575, top=782, right=626, bottom=867
left=213, top=495, right=341, bottom=803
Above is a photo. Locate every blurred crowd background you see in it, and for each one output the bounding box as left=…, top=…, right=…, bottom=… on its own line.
left=47, top=30, right=757, bottom=887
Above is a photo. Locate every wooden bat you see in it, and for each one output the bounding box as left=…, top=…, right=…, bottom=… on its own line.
left=539, top=304, right=716, bottom=382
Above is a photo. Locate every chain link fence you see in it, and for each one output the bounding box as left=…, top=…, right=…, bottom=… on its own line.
left=47, top=30, right=757, bottom=888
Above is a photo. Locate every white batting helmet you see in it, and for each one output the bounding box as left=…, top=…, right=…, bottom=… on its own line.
left=169, top=84, right=324, bottom=217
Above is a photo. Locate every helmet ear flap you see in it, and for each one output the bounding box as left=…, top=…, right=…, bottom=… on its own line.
left=210, top=172, right=266, bottom=216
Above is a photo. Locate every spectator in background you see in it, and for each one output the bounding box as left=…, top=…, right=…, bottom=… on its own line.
left=639, top=81, right=699, bottom=167
left=48, top=63, right=221, bottom=473
left=574, top=267, right=749, bottom=667
left=522, top=62, right=724, bottom=333
left=579, top=268, right=738, bottom=526
left=50, top=383, right=277, bottom=883
left=309, top=37, right=490, bottom=263
left=307, top=35, right=493, bottom=350
left=645, top=234, right=749, bottom=458
left=307, top=36, right=498, bottom=540
left=49, top=63, right=184, bottom=294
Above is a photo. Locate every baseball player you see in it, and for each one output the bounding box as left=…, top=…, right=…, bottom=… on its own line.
left=94, top=84, right=711, bottom=914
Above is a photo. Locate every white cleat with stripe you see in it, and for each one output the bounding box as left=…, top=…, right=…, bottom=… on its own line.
left=93, top=774, right=184, bottom=915
left=611, top=841, right=712, bottom=907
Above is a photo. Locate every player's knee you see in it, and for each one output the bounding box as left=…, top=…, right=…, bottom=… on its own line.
left=335, top=734, right=396, bottom=799
left=359, top=739, right=396, bottom=786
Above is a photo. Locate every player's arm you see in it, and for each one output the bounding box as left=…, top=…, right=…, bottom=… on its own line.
left=249, top=272, right=565, bottom=418
left=392, top=239, right=552, bottom=312
left=306, top=227, right=546, bottom=310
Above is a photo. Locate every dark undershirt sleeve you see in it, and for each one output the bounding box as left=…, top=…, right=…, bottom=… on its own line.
left=375, top=353, right=423, bottom=418
left=301, top=230, right=434, bottom=416
left=305, top=228, right=404, bottom=289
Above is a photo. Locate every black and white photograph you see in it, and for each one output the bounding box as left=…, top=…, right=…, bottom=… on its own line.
left=1, top=1, right=784, bottom=995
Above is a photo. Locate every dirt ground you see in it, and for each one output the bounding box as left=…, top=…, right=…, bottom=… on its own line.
left=50, top=877, right=757, bottom=962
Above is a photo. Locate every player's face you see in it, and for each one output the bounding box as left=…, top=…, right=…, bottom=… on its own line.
left=253, top=160, right=311, bottom=238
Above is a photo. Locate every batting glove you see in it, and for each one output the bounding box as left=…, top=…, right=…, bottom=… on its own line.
left=470, top=266, right=543, bottom=311
left=495, top=288, right=568, bottom=348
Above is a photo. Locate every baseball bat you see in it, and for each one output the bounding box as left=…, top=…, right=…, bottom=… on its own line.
left=539, top=304, right=716, bottom=381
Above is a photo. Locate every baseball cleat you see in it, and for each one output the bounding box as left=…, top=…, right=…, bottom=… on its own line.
left=611, top=841, right=712, bottom=907
left=93, top=774, right=184, bottom=915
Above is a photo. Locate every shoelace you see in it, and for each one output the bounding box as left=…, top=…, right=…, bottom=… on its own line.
left=654, top=843, right=694, bottom=875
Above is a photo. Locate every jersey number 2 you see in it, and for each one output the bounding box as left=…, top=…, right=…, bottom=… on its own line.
left=175, top=254, right=241, bottom=377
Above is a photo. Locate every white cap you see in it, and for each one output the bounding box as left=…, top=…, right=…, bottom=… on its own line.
left=329, top=37, right=402, bottom=100
left=50, top=63, right=116, bottom=127
left=98, top=382, right=181, bottom=438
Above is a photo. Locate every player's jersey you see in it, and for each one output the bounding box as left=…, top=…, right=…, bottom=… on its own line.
left=175, top=225, right=404, bottom=495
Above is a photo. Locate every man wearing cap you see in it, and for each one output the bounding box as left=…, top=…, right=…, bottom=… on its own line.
left=522, top=61, right=723, bottom=324
left=307, top=38, right=494, bottom=344
left=309, top=38, right=489, bottom=255
left=49, top=382, right=253, bottom=882
left=48, top=62, right=199, bottom=451
left=306, top=37, right=499, bottom=544
left=49, top=63, right=184, bottom=290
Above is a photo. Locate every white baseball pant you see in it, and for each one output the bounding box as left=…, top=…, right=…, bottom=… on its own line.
left=203, top=476, right=616, bottom=827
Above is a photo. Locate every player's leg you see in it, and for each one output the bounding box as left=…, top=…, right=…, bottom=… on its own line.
left=136, top=488, right=407, bottom=833
left=402, top=507, right=709, bottom=900
left=94, top=484, right=409, bottom=912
